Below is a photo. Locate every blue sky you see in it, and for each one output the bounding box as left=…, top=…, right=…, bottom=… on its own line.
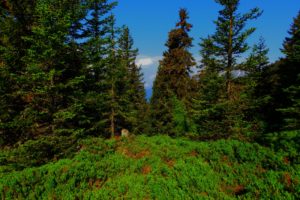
left=114, top=0, right=299, bottom=97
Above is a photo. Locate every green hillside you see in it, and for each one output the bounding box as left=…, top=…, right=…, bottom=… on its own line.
left=1, top=135, right=299, bottom=199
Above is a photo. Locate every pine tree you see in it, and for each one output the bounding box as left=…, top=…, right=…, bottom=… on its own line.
left=95, top=15, right=135, bottom=137
left=0, top=0, right=91, bottom=144
left=191, top=35, right=228, bottom=138
left=278, top=11, right=300, bottom=131
left=0, top=0, right=38, bottom=144
left=118, top=26, right=148, bottom=134
left=244, top=37, right=269, bottom=77
left=191, top=69, right=227, bottom=138
left=17, top=0, right=88, bottom=138
left=82, top=0, right=117, bottom=64
left=205, top=0, right=262, bottom=99
left=0, top=0, right=118, bottom=143
left=257, top=11, right=300, bottom=133
left=239, top=38, right=270, bottom=138
left=282, top=11, right=300, bottom=62
left=193, top=0, right=263, bottom=139
left=280, top=10, right=300, bottom=90
left=105, top=15, right=131, bottom=137
left=68, top=0, right=118, bottom=137
left=47, top=0, right=89, bottom=137
left=279, top=76, right=300, bottom=130
left=159, top=9, right=195, bottom=101
left=150, top=9, right=195, bottom=136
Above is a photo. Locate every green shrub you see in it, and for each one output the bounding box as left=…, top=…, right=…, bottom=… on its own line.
left=0, top=135, right=299, bottom=199
left=263, top=130, right=300, bottom=164
left=0, top=135, right=79, bottom=172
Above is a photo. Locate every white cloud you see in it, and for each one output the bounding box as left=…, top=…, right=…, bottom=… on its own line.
left=136, top=58, right=154, bottom=66
left=150, top=74, right=156, bottom=80
left=135, top=56, right=161, bottom=96
left=144, top=82, right=151, bottom=89
left=136, top=56, right=161, bottom=68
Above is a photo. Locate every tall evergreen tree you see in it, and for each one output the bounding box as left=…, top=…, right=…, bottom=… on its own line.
left=238, top=38, right=269, bottom=139
left=47, top=0, right=89, bottom=137
left=257, top=11, right=300, bottom=133
left=191, top=35, right=227, bottom=138
left=204, top=0, right=262, bottom=99
left=282, top=11, right=300, bottom=62
left=193, top=0, right=263, bottom=139
left=244, top=37, right=269, bottom=77
left=191, top=69, right=227, bottom=138
left=255, top=12, right=300, bottom=155
left=279, top=76, right=300, bottom=130
left=0, top=0, right=119, bottom=143
left=98, top=15, right=136, bottom=137
left=68, top=0, right=118, bottom=137
left=150, top=9, right=195, bottom=136
left=118, top=26, right=148, bottom=134
left=82, top=0, right=117, bottom=64
left=278, top=11, right=300, bottom=131
left=21, top=0, right=82, bottom=136
left=0, top=0, right=40, bottom=143
left=0, top=0, right=94, bottom=144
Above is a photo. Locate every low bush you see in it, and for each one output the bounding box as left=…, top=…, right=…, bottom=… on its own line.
left=0, top=135, right=299, bottom=199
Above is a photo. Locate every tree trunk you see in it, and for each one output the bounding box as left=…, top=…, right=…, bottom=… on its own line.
left=227, top=8, right=234, bottom=100
left=110, top=82, right=115, bottom=138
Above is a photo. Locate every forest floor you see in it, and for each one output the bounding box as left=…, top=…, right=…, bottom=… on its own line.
left=0, top=135, right=299, bottom=199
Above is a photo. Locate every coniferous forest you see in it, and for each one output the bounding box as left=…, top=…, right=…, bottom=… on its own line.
left=0, top=0, right=299, bottom=199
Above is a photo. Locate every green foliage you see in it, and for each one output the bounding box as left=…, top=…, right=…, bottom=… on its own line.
left=0, top=0, right=147, bottom=143
left=278, top=76, right=300, bottom=130
left=150, top=9, right=195, bottom=135
left=194, top=1, right=265, bottom=140
left=117, top=26, right=148, bottom=134
left=172, top=96, right=196, bottom=136
left=257, top=60, right=299, bottom=133
left=0, top=136, right=78, bottom=172
left=0, top=2, right=299, bottom=199
left=191, top=70, right=227, bottom=138
left=0, top=0, right=90, bottom=143
left=202, top=0, right=262, bottom=95
left=243, top=37, right=269, bottom=76
left=262, top=130, right=300, bottom=164
left=0, top=136, right=299, bottom=199
left=282, top=11, right=300, bottom=62
left=256, top=11, right=300, bottom=133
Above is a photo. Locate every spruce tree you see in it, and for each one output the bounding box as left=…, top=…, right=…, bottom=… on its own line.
left=279, top=76, right=300, bottom=130
left=256, top=12, right=300, bottom=153
left=0, top=0, right=38, bottom=144
left=194, top=0, right=263, bottom=139
left=282, top=11, right=300, bottom=62
left=118, top=26, right=148, bottom=134
left=191, top=36, right=227, bottom=138
left=97, top=15, right=135, bottom=137
left=82, top=0, right=117, bottom=64
left=70, top=0, right=117, bottom=137
left=244, top=37, right=269, bottom=77
left=278, top=11, right=300, bottom=131
left=17, top=0, right=87, bottom=138
left=150, top=9, right=195, bottom=136
left=47, top=0, right=88, bottom=137
left=0, top=0, right=118, bottom=143
left=191, top=69, right=227, bottom=138
left=237, top=38, right=269, bottom=139
left=257, top=11, right=300, bottom=133
left=205, top=0, right=262, bottom=99
left=0, top=0, right=90, bottom=144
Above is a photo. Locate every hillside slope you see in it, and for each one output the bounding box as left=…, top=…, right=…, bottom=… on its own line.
left=0, top=135, right=299, bottom=199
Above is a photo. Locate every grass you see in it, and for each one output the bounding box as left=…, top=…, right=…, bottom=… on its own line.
left=0, top=135, right=299, bottom=199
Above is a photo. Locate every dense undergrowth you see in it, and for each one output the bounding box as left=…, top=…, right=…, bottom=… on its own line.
left=0, top=135, right=299, bottom=199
